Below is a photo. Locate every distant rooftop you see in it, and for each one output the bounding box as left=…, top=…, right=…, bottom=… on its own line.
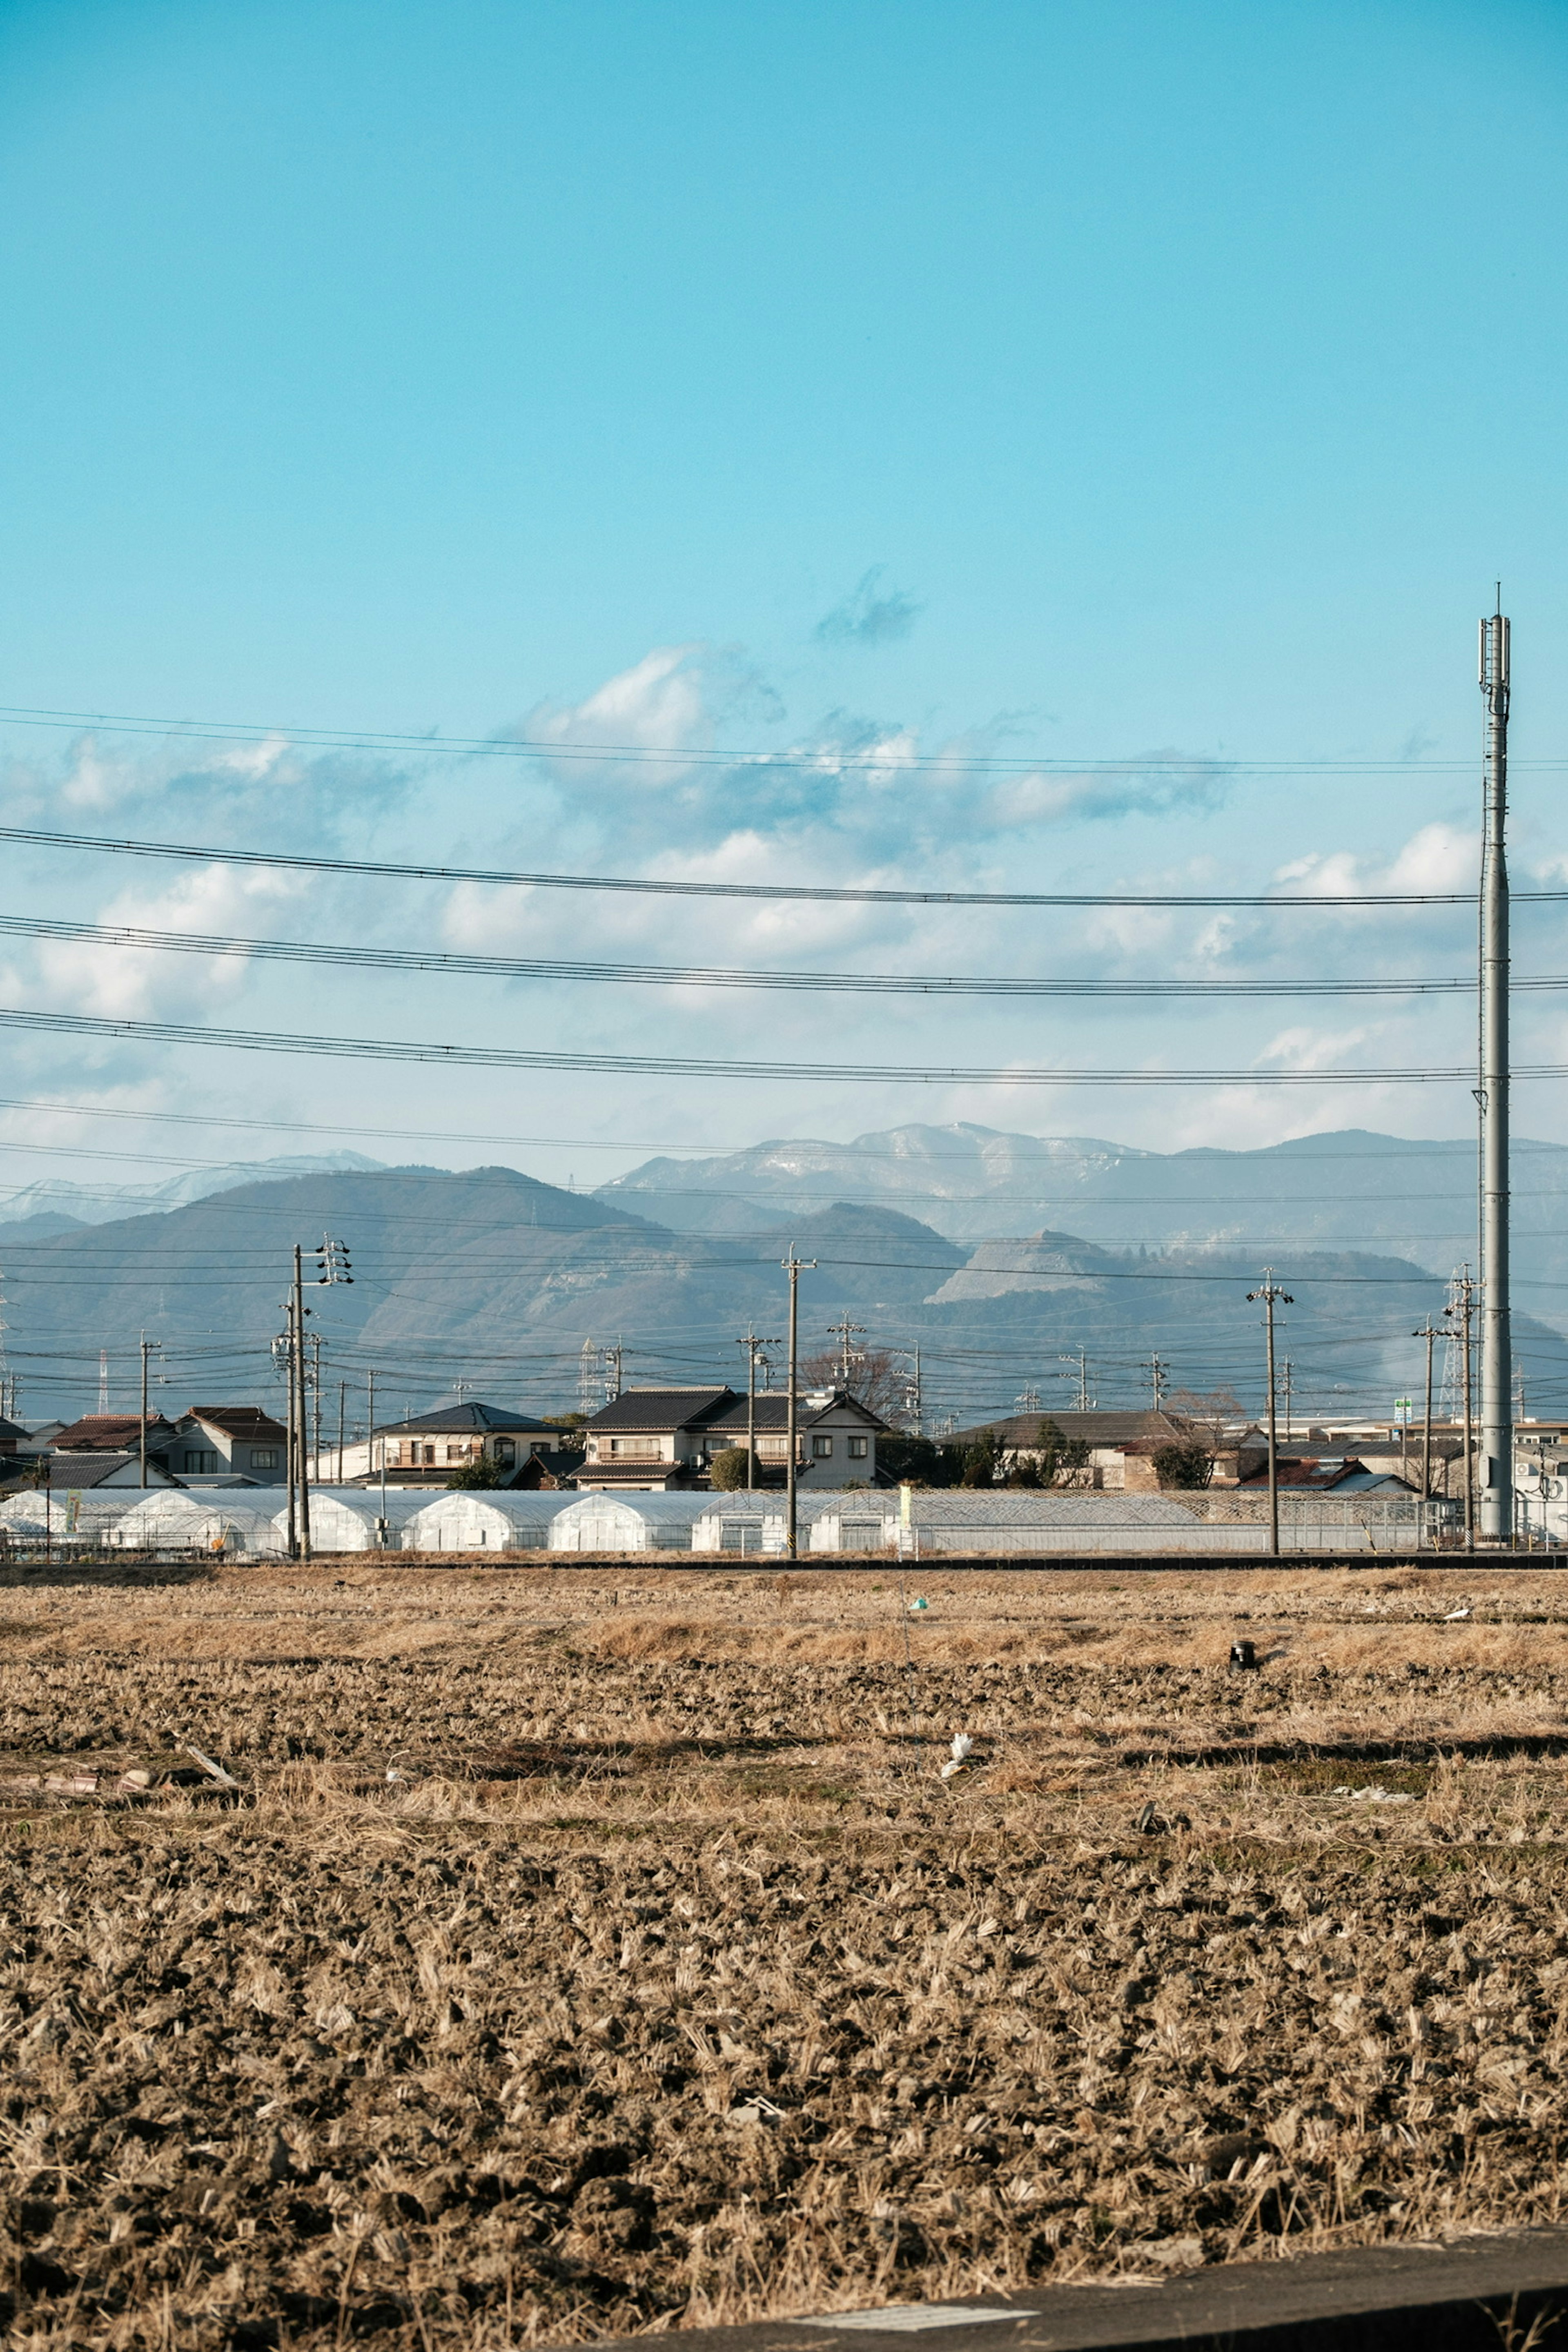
left=374, top=1402, right=564, bottom=1437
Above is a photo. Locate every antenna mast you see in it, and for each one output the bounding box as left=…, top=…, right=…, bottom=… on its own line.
left=1478, top=602, right=1512, bottom=1544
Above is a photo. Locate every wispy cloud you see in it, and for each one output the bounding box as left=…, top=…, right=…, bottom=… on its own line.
left=813, top=568, right=922, bottom=649
left=985, top=753, right=1232, bottom=831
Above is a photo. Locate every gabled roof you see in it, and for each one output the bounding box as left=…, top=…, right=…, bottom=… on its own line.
left=0, top=1416, right=27, bottom=1446
left=50, top=1413, right=179, bottom=1452
left=706, top=1389, right=889, bottom=1435
left=1236, top=1455, right=1367, bottom=1490
left=31, top=1451, right=178, bottom=1490
left=184, top=1406, right=288, bottom=1440
left=374, top=1402, right=565, bottom=1436
left=579, top=1387, right=736, bottom=1433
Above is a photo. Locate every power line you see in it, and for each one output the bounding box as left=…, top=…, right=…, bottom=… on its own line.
left=9, top=699, right=1568, bottom=774
left=8, top=821, right=1568, bottom=909
left=5, top=910, right=1558, bottom=998
left=9, top=1003, right=1568, bottom=1086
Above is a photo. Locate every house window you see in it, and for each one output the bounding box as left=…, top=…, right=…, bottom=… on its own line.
left=183, top=1449, right=218, bottom=1474
left=812, top=1435, right=833, bottom=1458
left=847, top=1436, right=868, bottom=1459
left=251, top=1448, right=278, bottom=1470
left=610, top=1437, right=660, bottom=1458
left=495, top=1439, right=515, bottom=1466
left=422, top=1444, right=437, bottom=1465
left=757, top=1436, right=789, bottom=1459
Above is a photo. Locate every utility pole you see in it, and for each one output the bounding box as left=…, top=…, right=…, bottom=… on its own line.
left=293, top=1246, right=311, bottom=1560
left=138, top=1334, right=161, bottom=1487
left=98, top=1349, right=109, bottom=1414
left=782, top=1251, right=816, bottom=1559
left=900, top=1344, right=923, bottom=1434
left=737, top=1329, right=780, bottom=1492
left=309, top=1332, right=323, bottom=1482
left=1281, top=1359, right=1294, bottom=1444
left=1059, top=1350, right=1092, bottom=1412
left=1414, top=1318, right=1439, bottom=1526
left=1247, top=1271, right=1294, bottom=1558
left=1445, top=1267, right=1477, bottom=1552
left=1479, top=601, right=1512, bottom=1544
left=826, top=1314, right=865, bottom=1389
left=277, top=1303, right=297, bottom=1559
left=1147, top=1353, right=1168, bottom=1412
left=337, top=1378, right=347, bottom=1485
left=604, top=1341, right=624, bottom=1401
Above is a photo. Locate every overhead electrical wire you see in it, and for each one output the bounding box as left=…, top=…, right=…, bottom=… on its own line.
left=2, top=910, right=1561, bottom=1000
left=7, top=821, right=1568, bottom=908
left=4, top=1003, right=1567, bottom=1087
left=7, top=699, right=1568, bottom=775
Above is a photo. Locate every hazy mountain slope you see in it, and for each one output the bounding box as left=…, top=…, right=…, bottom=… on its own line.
left=597, top=1123, right=1568, bottom=1298
left=0, top=1150, right=386, bottom=1228
left=10, top=1162, right=1567, bottom=1429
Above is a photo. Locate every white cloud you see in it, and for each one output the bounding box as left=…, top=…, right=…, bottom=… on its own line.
left=31, top=864, right=306, bottom=1021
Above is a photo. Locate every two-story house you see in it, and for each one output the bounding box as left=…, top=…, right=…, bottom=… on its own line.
left=324, top=1401, right=571, bottom=1486
left=169, top=1406, right=289, bottom=1484
left=577, top=1385, right=886, bottom=1491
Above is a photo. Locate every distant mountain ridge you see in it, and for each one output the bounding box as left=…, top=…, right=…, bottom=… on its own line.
left=6, top=1157, right=1566, bottom=1430
left=0, top=1150, right=385, bottom=1229
left=595, top=1122, right=1568, bottom=1289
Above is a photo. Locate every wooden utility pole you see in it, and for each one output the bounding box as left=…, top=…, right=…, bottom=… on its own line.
left=1247, top=1271, right=1294, bottom=1558
left=1478, top=604, right=1512, bottom=1544
left=337, top=1379, right=347, bottom=1484
left=782, top=1252, right=816, bottom=1559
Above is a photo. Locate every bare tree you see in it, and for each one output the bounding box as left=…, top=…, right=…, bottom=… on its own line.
left=797, top=1345, right=913, bottom=1427
left=1168, top=1386, right=1245, bottom=1443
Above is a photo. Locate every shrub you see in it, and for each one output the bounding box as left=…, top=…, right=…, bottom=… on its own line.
left=1151, top=1440, right=1215, bottom=1490
left=446, top=1457, right=503, bottom=1489
left=709, top=1447, right=758, bottom=1490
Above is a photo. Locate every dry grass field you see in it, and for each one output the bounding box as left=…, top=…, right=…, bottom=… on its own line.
left=5, top=1552, right=1568, bottom=2350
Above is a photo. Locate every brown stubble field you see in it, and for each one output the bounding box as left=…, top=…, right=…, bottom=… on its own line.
left=5, top=1555, right=1568, bottom=2350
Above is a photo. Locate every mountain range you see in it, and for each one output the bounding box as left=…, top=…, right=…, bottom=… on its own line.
left=3, top=1133, right=1563, bottom=1432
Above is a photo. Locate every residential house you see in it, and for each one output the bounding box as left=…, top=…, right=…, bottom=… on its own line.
left=944, top=1408, right=1265, bottom=1489
left=24, top=1450, right=179, bottom=1490
left=0, top=1415, right=26, bottom=1459
left=324, top=1401, right=571, bottom=1487
left=169, top=1406, right=288, bottom=1484
left=49, top=1412, right=182, bottom=1467
left=576, top=1384, right=886, bottom=1492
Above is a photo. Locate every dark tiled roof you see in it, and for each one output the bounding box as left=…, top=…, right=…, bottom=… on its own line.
left=51, top=1414, right=178, bottom=1452
left=1236, top=1456, right=1363, bottom=1490
left=579, top=1388, right=736, bottom=1433
left=374, top=1403, right=566, bottom=1437
left=0, top=1416, right=26, bottom=1446
left=186, top=1406, right=288, bottom=1439
left=29, top=1451, right=167, bottom=1490
left=706, top=1389, right=888, bottom=1435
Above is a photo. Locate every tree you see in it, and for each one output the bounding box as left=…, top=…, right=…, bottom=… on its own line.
left=1029, top=1417, right=1090, bottom=1488
left=960, top=1429, right=1006, bottom=1487
left=446, top=1456, right=503, bottom=1489
left=709, top=1446, right=758, bottom=1490
left=1168, top=1387, right=1244, bottom=1441
left=1151, top=1440, right=1215, bottom=1490
left=797, top=1345, right=913, bottom=1427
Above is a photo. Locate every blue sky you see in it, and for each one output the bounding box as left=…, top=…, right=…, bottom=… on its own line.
left=1, top=0, right=1566, bottom=1198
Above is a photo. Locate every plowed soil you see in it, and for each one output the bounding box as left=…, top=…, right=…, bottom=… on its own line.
left=4, top=1556, right=1568, bottom=2349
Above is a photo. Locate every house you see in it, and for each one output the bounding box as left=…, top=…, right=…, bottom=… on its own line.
left=944, top=1408, right=1266, bottom=1489
left=48, top=1412, right=182, bottom=1467
left=322, top=1401, right=569, bottom=1486
left=575, top=1384, right=886, bottom=1491
left=23, top=1450, right=179, bottom=1490
left=0, top=1414, right=26, bottom=1458
left=1234, top=1454, right=1414, bottom=1494
left=169, top=1406, right=288, bottom=1484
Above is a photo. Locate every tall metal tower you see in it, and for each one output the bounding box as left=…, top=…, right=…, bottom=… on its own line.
left=1478, top=603, right=1512, bottom=1543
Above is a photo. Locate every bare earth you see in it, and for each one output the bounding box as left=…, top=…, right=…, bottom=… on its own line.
left=4, top=1555, right=1568, bottom=2349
